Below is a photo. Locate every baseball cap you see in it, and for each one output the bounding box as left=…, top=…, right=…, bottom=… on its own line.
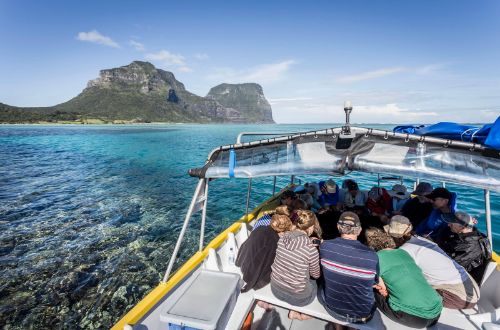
left=426, top=187, right=452, bottom=200
left=442, top=211, right=477, bottom=227
left=411, top=182, right=433, bottom=196
left=338, top=211, right=361, bottom=227
left=325, top=179, right=337, bottom=193
left=384, top=215, right=413, bottom=238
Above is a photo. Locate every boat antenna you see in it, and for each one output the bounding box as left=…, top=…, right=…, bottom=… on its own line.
left=343, top=100, right=353, bottom=134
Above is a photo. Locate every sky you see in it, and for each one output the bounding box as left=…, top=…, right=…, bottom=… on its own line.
left=1, top=0, right=499, bottom=124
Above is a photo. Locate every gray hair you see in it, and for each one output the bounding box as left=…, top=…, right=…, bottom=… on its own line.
left=338, top=223, right=362, bottom=236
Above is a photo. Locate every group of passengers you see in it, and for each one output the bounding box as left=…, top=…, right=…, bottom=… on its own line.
left=236, top=179, right=492, bottom=329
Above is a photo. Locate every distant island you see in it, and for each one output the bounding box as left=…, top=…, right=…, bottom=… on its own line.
left=0, top=61, right=274, bottom=124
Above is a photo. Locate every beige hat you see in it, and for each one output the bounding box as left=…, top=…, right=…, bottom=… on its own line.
left=384, top=215, right=413, bottom=238
left=325, top=179, right=337, bottom=193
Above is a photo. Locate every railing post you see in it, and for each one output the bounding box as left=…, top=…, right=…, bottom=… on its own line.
left=199, top=180, right=209, bottom=251
left=245, top=178, right=252, bottom=217
left=162, top=179, right=205, bottom=282
left=272, top=176, right=277, bottom=196
left=485, top=189, right=493, bottom=249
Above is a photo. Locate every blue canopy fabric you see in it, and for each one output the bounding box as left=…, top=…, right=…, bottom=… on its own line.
left=393, top=116, right=500, bottom=150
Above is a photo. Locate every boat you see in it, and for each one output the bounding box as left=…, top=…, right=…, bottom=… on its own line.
left=112, top=103, right=500, bottom=330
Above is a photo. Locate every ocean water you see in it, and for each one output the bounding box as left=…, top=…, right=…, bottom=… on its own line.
left=0, top=124, right=498, bottom=329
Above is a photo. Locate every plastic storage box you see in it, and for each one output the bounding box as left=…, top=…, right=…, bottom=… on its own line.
left=160, top=270, right=241, bottom=330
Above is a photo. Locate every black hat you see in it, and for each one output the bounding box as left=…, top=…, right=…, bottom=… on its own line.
left=426, top=187, right=452, bottom=200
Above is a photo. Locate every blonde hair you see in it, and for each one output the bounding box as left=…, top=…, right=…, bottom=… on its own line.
left=270, top=213, right=293, bottom=233
left=274, top=205, right=291, bottom=217
left=295, top=210, right=322, bottom=238
left=365, top=227, right=396, bottom=251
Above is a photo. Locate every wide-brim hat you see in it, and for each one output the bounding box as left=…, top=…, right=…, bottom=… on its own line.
left=384, top=215, right=413, bottom=238
left=442, top=211, right=477, bottom=227
left=411, top=182, right=433, bottom=196
left=389, top=184, right=410, bottom=199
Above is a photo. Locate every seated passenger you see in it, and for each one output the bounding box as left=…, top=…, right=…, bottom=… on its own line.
left=318, top=212, right=380, bottom=324
left=366, top=187, right=392, bottom=224
left=340, top=180, right=367, bottom=211
left=438, top=211, right=492, bottom=284
left=401, top=182, right=434, bottom=228
left=237, top=213, right=293, bottom=292
left=305, top=182, right=321, bottom=201
left=318, top=179, right=340, bottom=210
left=416, top=187, right=457, bottom=240
left=253, top=205, right=291, bottom=230
left=365, top=227, right=443, bottom=328
left=270, top=210, right=321, bottom=320
left=299, top=193, right=317, bottom=211
left=385, top=216, right=480, bottom=309
left=388, top=184, right=410, bottom=214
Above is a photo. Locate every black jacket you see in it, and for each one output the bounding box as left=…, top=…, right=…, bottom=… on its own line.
left=438, top=228, right=492, bottom=284
left=236, top=226, right=279, bottom=292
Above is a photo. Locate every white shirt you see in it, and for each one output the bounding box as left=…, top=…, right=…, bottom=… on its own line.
left=400, top=236, right=469, bottom=286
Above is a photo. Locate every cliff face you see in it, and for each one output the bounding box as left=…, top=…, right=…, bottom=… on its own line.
left=0, top=61, right=275, bottom=123
left=207, top=83, right=274, bottom=123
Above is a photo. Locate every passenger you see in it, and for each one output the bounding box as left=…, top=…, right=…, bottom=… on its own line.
left=299, top=193, right=317, bottom=211
left=365, top=227, right=443, bottom=328
left=280, top=190, right=297, bottom=208
left=366, top=187, right=392, bottom=224
left=270, top=210, right=321, bottom=320
left=318, top=179, right=341, bottom=210
left=253, top=205, right=291, bottom=230
left=305, top=182, right=322, bottom=201
left=318, top=212, right=380, bottom=325
left=438, top=211, right=492, bottom=284
left=385, top=216, right=480, bottom=309
left=339, top=180, right=367, bottom=210
left=416, top=187, right=456, bottom=240
left=401, top=182, right=434, bottom=228
left=237, top=212, right=293, bottom=293
left=388, top=184, right=410, bottom=214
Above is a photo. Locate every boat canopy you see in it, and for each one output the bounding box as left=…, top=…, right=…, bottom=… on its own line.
left=394, top=116, right=500, bottom=150
left=189, top=126, right=500, bottom=192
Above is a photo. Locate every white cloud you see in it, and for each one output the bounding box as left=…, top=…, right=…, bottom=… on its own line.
left=207, top=60, right=296, bottom=84
left=129, top=40, right=145, bottom=52
left=144, top=50, right=192, bottom=72
left=194, top=53, right=209, bottom=60
left=336, top=67, right=407, bottom=83
left=77, top=30, right=119, bottom=48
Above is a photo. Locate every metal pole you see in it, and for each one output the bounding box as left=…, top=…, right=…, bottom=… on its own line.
left=245, top=178, right=253, bottom=216
left=291, top=175, right=295, bottom=185
left=199, top=180, right=209, bottom=251
left=485, top=189, right=493, bottom=249
left=272, top=176, right=277, bottom=196
left=163, top=179, right=205, bottom=282
left=441, top=181, right=446, bottom=188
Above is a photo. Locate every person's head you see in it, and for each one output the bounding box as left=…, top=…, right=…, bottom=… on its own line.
left=442, top=211, right=477, bottom=234
left=299, top=193, right=314, bottom=209
left=270, top=213, right=293, bottom=233
left=280, top=190, right=296, bottom=207
left=368, top=187, right=382, bottom=201
left=274, top=205, right=291, bottom=217
left=426, top=187, right=452, bottom=209
left=383, top=215, right=412, bottom=247
left=325, top=179, right=337, bottom=194
left=412, top=182, right=433, bottom=203
left=390, top=184, right=409, bottom=200
left=295, top=210, right=318, bottom=236
left=292, top=198, right=307, bottom=211
left=365, top=227, right=396, bottom=251
left=346, top=180, right=359, bottom=196
left=337, top=211, right=362, bottom=237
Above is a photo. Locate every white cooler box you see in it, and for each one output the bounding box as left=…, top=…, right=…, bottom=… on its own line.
left=160, top=270, right=241, bottom=330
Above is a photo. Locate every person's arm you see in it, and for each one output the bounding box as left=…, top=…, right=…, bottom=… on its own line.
left=373, top=277, right=388, bottom=297
left=309, top=248, right=321, bottom=279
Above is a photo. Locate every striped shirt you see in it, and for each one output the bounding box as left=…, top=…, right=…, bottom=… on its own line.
left=319, top=238, right=379, bottom=318
left=271, top=230, right=320, bottom=293
left=253, top=214, right=272, bottom=230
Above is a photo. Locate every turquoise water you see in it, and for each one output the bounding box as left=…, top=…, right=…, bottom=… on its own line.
left=0, top=124, right=498, bottom=329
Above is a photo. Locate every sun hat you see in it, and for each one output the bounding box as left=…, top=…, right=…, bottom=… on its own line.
left=442, top=211, right=477, bottom=227
left=411, top=182, right=433, bottom=196
left=325, top=179, right=337, bottom=193
left=389, top=184, right=410, bottom=199
left=426, top=187, right=452, bottom=200
left=384, top=215, right=413, bottom=238
left=338, top=211, right=361, bottom=227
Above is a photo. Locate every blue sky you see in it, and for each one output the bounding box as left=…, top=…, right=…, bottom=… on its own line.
left=1, top=0, right=499, bottom=123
